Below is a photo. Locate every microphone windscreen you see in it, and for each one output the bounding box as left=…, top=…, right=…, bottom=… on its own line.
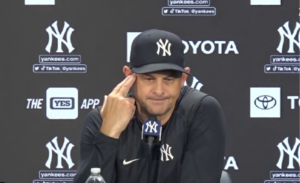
left=142, top=119, right=161, bottom=137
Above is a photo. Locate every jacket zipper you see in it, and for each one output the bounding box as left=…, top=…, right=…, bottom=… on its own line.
left=148, top=146, right=152, bottom=183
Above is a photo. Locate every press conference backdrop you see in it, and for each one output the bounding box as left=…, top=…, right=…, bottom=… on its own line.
left=0, top=0, right=299, bottom=182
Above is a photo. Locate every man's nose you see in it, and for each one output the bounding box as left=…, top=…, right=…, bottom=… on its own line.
left=152, top=81, right=164, bottom=96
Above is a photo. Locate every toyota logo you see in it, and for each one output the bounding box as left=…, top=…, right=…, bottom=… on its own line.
left=254, top=95, right=277, bottom=110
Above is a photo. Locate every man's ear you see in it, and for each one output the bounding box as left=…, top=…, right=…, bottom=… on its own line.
left=181, top=67, right=190, bottom=86
left=123, top=65, right=133, bottom=77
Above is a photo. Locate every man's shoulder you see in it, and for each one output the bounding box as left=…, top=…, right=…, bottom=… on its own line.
left=178, top=86, right=210, bottom=106
left=175, top=86, right=218, bottom=117
left=87, top=106, right=101, bottom=117
left=82, top=106, right=103, bottom=126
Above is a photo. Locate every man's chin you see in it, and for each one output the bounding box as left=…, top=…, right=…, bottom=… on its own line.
left=146, top=108, right=168, bottom=117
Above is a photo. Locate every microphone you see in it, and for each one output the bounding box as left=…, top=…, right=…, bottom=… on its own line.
left=141, top=116, right=162, bottom=147
left=142, top=116, right=161, bottom=183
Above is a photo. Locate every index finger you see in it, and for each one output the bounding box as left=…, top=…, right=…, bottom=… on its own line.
left=111, top=76, right=131, bottom=95
left=117, top=74, right=136, bottom=96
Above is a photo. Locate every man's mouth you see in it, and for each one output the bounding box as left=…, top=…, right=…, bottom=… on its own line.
left=149, top=99, right=167, bottom=104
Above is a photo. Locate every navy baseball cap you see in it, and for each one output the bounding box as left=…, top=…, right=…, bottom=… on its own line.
left=129, top=29, right=190, bottom=75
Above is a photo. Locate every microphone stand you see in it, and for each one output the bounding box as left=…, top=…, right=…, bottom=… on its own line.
left=142, top=116, right=161, bottom=183
left=147, top=136, right=155, bottom=183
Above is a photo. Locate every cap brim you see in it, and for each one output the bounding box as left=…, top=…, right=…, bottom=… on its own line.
left=131, top=63, right=191, bottom=75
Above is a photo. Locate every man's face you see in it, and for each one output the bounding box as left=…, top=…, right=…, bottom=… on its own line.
left=132, top=70, right=183, bottom=117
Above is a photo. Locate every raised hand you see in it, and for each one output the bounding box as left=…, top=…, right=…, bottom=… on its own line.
left=100, top=74, right=137, bottom=139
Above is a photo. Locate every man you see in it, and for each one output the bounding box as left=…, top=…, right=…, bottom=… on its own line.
left=73, top=29, right=226, bottom=183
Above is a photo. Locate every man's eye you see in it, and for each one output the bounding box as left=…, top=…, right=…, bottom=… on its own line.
left=165, top=78, right=174, bottom=81
left=145, top=78, right=154, bottom=81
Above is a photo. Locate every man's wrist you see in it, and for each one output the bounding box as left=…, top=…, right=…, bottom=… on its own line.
left=100, top=126, right=121, bottom=139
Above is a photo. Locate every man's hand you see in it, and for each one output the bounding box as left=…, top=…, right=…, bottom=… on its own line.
left=100, top=74, right=136, bottom=139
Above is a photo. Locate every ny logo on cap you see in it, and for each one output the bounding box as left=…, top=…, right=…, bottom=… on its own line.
left=156, top=39, right=171, bottom=56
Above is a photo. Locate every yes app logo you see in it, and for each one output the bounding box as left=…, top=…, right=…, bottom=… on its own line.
left=46, top=88, right=78, bottom=119
left=50, top=97, right=74, bottom=109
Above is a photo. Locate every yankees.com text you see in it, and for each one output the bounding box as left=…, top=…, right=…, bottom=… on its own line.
left=271, top=56, right=300, bottom=63
left=271, top=172, right=300, bottom=179
left=40, top=172, right=77, bottom=179
left=169, top=0, right=209, bottom=5
left=40, top=55, right=80, bottom=63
